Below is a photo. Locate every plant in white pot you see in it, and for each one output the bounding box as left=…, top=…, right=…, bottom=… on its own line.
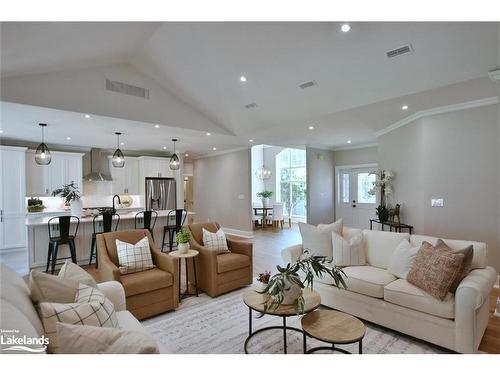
left=256, top=271, right=271, bottom=292
left=176, top=229, right=191, bottom=254
left=259, top=250, right=347, bottom=314
left=52, top=182, right=82, bottom=218
left=257, top=190, right=273, bottom=208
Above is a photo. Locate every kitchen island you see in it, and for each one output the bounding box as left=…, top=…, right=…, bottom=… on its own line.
left=25, top=209, right=195, bottom=270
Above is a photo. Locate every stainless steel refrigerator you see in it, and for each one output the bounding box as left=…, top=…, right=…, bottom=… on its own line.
left=145, top=177, right=177, bottom=211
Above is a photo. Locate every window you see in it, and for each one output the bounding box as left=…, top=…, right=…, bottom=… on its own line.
left=276, top=148, right=307, bottom=218
left=342, top=173, right=350, bottom=203
left=357, top=172, right=376, bottom=204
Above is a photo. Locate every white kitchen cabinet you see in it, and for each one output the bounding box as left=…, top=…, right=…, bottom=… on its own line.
left=109, top=156, right=139, bottom=195
left=0, top=146, right=27, bottom=252
left=25, top=150, right=83, bottom=196
left=137, top=156, right=175, bottom=196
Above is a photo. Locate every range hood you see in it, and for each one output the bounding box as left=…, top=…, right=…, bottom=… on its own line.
left=83, top=148, right=112, bottom=182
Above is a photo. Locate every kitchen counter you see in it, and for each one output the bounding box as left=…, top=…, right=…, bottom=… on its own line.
left=26, top=209, right=196, bottom=270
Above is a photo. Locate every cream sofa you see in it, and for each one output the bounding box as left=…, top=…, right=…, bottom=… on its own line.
left=0, top=262, right=159, bottom=354
left=282, top=228, right=498, bottom=353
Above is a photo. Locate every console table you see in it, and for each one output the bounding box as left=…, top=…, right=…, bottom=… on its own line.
left=370, top=219, right=413, bottom=234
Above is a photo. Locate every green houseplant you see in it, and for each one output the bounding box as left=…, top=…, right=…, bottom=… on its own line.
left=257, top=190, right=273, bottom=207
left=259, top=250, right=346, bottom=314
left=176, top=229, right=191, bottom=254
left=52, top=182, right=82, bottom=217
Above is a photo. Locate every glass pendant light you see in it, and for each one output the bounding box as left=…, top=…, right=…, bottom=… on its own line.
left=169, top=138, right=180, bottom=170
left=111, top=132, right=125, bottom=168
left=255, top=144, right=272, bottom=180
left=35, top=123, right=52, bottom=165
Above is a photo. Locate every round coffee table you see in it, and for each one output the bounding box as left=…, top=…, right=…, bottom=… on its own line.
left=301, top=310, right=366, bottom=354
left=243, top=287, right=321, bottom=354
left=168, top=249, right=199, bottom=302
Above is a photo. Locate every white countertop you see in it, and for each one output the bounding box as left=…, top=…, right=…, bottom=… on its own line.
left=25, top=210, right=195, bottom=226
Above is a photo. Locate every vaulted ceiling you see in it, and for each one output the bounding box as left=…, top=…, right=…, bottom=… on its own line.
left=1, top=22, right=498, bottom=156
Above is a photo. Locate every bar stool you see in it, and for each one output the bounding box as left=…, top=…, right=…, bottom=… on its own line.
left=134, top=210, right=158, bottom=240
left=46, top=216, right=80, bottom=274
left=89, top=213, right=120, bottom=267
left=161, top=209, right=187, bottom=252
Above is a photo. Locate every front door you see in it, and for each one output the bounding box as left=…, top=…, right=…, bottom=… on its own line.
left=336, top=165, right=378, bottom=229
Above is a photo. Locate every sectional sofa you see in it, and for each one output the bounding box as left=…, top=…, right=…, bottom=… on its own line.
left=282, top=228, right=497, bottom=353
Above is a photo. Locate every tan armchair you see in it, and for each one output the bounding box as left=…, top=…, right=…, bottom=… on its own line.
left=186, top=222, right=253, bottom=297
left=96, top=229, right=179, bottom=320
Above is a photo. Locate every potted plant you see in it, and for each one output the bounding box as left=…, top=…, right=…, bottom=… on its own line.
left=259, top=250, right=346, bottom=314
left=368, top=170, right=395, bottom=221
left=52, top=182, right=82, bottom=217
left=176, top=229, right=191, bottom=254
left=256, top=271, right=271, bottom=291
left=257, top=190, right=273, bottom=207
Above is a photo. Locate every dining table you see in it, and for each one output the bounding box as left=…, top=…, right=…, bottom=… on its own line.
left=253, top=206, right=273, bottom=227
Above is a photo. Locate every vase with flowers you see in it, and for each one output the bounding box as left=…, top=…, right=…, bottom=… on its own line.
left=368, top=170, right=395, bottom=222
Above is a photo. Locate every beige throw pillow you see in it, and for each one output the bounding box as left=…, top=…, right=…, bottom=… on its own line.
left=434, top=239, right=473, bottom=293
left=56, top=323, right=159, bottom=354
left=116, top=236, right=155, bottom=275
left=29, top=270, right=80, bottom=304
left=38, top=284, right=119, bottom=353
left=202, top=228, right=230, bottom=254
left=58, top=260, right=97, bottom=288
left=331, top=232, right=365, bottom=266
left=387, top=239, right=420, bottom=279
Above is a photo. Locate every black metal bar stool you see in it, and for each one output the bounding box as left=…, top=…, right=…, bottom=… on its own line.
left=134, top=210, right=158, bottom=240
left=161, top=209, right=187, bottom=252
left=89, top=213, right=120, bottom=267
left=46, top=216, right=80, bottom=274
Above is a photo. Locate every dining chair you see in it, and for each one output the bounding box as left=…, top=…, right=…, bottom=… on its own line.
left=271, top=202, right=285, bottom=229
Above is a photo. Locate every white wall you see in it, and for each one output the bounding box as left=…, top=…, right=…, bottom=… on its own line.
left=251, top=145, right=264, bottom=204
left=333, top=147, right=378, bottom=167
left=306, top=147, right=335, bottom=225
left=378, top=104, right=500, bottom=271
left=193, top=149, right=252, bottom=232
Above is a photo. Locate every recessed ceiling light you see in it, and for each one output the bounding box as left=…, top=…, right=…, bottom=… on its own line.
left=249, top=139, right=254, bottom=143
left=120, top=142, right=125, bottom=146
left=0, top=130, right=3, bottom=134
left=347, top=140, right=352, bottom=144
left=84, top=114, right=91, bottom=119
left=66, top=137, right=71, bottom=140
left=185, top=153, right=189, bottom=157
left=402, top=105, right=409, bottom=110
left=240, top=76, right=247, bottom=82
left=308, top=125, right=315, bottom=130
left=212, top=147, right=217, bottom=151
left=341, top=23, right=351, bottom=33
left=155, top=124, right=160, bottom=128
left=206, top=132, right=211, bottom=136
left=163, top=146, right=167, bottom=150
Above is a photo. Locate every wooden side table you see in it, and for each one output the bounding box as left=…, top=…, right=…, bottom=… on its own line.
left=301, top=310, right=366, bottom=354
left=243, top=287, right=321, bottom=354
left=168, top=249, right=199, bottom=302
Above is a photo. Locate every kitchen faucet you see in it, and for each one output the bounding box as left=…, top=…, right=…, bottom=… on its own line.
left=112, top=194, right=121, bottom=214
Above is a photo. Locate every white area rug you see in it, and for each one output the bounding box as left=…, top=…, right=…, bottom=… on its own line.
left=142, top=288, right=448, bottom=354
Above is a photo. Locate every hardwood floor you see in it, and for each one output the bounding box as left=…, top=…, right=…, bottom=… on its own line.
left=83, top=223, right=500, bottom=354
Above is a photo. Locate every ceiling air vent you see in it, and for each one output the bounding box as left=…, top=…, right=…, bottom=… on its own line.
left=105, top=79, right=150, bottom=99
left=386, top=44, right=413, bottom=59
left=245, top=102, right=258, bottom=109
left=299, top=80, right=318, bottom=89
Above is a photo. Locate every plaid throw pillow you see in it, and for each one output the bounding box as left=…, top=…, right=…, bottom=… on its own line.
left=202, top=228, right=230, bottom=254
left=38, top=284, right=119, bottom=353
left=116, top=236, right=155, bottom=275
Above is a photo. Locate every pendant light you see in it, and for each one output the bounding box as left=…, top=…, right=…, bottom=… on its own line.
left=111, top=132, right=125, bottom=168
left=255, top=144, right=272, bottom=180
left=35, top=123, right=52, bottom=165
left=169, top=138, right=180, bottom=170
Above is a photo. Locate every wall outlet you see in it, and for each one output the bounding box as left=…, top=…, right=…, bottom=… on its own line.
left=431, top=198, right=444, bottom=207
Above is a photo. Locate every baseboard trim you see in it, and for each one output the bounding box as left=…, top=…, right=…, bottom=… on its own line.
left=221, top=227, right=254, bottom=238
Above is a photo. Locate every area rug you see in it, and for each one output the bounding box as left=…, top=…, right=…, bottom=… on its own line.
left=142, top=288, right=448, bottom=354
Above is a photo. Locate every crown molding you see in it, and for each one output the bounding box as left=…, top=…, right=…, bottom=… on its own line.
left=375, top=96, right=499, bottom=138
left=488, top=69, right=500, bottom=83
left=332, top=142, right=379, bottom=151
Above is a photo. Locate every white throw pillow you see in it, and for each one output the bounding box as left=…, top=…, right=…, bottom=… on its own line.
left=116, top=236, right=155, bottom=275
left=387, top=239, right=420, bottom=279
left=298, top=219, right=342, bottom=258
left=202, top=228, right=230, bottom=254
left=58, top=260, right=97, bottom=288
left=331, top=232, right=365, bottom=266
left=38, top=284, right=119, bottom=353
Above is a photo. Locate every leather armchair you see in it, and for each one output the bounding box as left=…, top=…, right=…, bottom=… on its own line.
left=186, top=222, right=253, bottom=297
left=96, top=229, right=179, bottom=320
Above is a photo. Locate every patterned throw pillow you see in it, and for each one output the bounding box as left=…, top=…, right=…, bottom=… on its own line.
left=202, top=228, right=230, bottom=254
left=116, top=236, right=155, bottom=275
left=407, top=242, right=465, bottom=300
left=38, top=284, right=119, bottom=353
left=434, top=239, right=473, bottom=293
left=331, top=232, right=365, bottom=266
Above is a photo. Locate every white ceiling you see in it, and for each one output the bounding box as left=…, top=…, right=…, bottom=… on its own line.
left=1, top=22, right=499, bottom=155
